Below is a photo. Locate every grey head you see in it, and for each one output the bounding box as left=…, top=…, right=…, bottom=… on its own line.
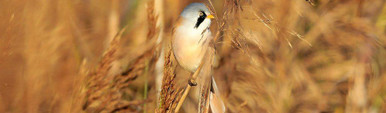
left=180, top=3, right=213, bottom=29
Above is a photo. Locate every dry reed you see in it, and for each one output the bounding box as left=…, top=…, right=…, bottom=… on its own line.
left=1, top=0, right=386, bottom=113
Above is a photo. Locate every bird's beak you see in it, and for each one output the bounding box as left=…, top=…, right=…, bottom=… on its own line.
left=207, top=14, right=215, bottom=19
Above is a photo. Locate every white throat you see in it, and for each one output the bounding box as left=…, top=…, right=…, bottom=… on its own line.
left=179, top=17, right=211, bottom=41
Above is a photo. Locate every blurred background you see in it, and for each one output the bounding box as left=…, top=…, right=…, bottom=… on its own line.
left=1, top=0, right=386, bottom=113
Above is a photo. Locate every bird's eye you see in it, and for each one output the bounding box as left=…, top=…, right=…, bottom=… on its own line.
left=199, top=12, right=204, bottom=17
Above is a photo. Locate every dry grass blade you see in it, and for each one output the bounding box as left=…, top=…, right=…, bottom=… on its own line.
left=82, top=26, right=128, bottom=112
left=158, top=49, right=182, bottom=113
left=83, top=1, right=160, bottom=112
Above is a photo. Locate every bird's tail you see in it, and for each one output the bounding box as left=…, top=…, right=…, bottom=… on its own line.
left=209, top=77, right=226, bottom=113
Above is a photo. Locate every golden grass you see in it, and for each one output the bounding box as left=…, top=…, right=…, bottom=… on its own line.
left=0, top=0, right=386, bottom=113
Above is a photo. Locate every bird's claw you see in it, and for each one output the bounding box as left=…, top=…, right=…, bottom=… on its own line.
left=188, top=79, right=197, bottom=86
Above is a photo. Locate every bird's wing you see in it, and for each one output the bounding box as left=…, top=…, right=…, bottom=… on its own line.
left=197, top=46, right=214, bottom=113
left=197, top=46, right=225, bottom=113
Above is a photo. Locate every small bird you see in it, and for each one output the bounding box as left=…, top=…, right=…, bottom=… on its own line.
left=172, top=3, right=225, bottom=113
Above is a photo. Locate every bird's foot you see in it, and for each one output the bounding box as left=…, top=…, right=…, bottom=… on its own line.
left=188, top=79, right=197, bottom=86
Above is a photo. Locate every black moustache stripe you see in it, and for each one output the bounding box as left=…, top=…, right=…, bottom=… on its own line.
left=194, top=11, right=206, bottom=29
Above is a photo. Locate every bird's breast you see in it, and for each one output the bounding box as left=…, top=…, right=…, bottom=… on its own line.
left=172, top=27, right=212, bottom=72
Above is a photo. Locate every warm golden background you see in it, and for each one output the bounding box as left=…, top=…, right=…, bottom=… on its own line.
left=1, top=0, right=386, bottom=113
